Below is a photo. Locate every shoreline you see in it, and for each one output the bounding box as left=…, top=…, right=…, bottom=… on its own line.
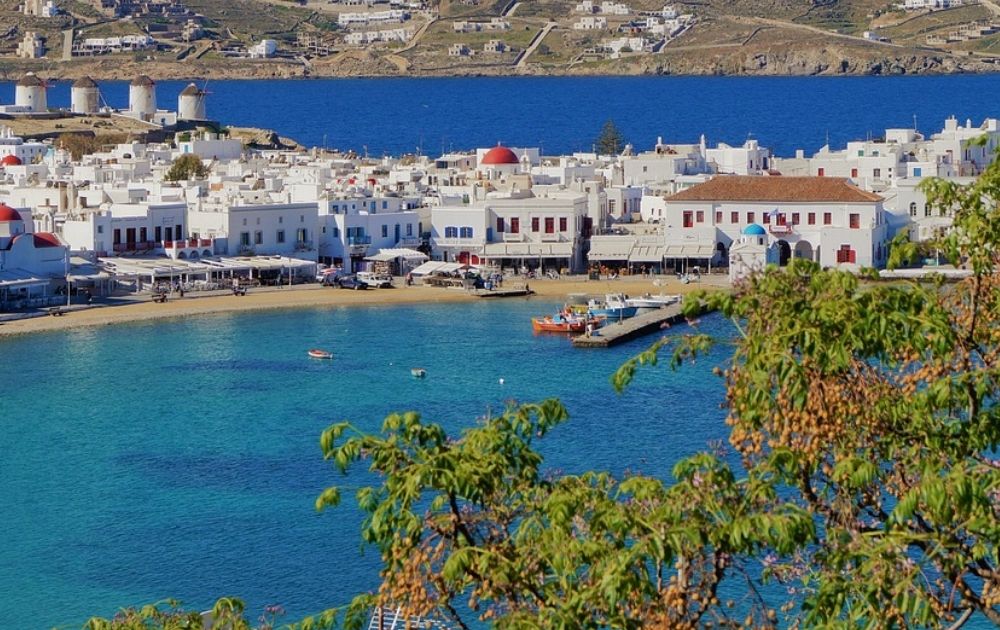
left=0, top=276, right=729, bottom=338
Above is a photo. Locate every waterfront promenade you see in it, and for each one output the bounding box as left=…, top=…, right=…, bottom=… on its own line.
left=0, top=275, right=730, bottom=337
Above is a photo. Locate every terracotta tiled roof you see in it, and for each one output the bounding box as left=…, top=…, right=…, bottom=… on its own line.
left=666, top=176, right=883, bottom=203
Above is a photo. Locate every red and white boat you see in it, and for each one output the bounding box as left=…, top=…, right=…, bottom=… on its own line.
left=308, top=349, right=333, bottom=359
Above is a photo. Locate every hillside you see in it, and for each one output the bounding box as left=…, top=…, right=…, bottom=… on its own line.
left=0, top=0, right=997, bottom=80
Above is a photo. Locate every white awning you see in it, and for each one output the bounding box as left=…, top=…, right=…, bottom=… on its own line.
left=0, top=268, right=49, bottom=289
left=484, top=242, right=573, bottom=258
left=629, top=245, right=666, bottom=263
left=411, top=261, right=464, bottom=276
left=663, top=244, right=716, bottom=258
left=365, top=248, right=428, bottom=262
left=588, top=236, right=635, bottom=260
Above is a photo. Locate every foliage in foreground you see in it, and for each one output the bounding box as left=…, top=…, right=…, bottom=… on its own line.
left=164, top=154, right=210, bottom=182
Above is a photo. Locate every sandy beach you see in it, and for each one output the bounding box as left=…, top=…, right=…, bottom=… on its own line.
left=0, top=275, right=730, bottom=338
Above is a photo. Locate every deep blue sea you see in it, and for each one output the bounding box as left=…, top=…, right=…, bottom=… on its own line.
left=4, top=74, right=1000, bottom=156
left=0, top=300, right=738, bottom=628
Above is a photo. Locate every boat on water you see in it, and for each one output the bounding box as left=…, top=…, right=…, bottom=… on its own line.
left=308, top=349, right=334, bottom=359
left=411, top=367, right=427, bottom=378
left=625, top=293, right=681, bottom=309
left=588, top=293, right=638, bottom=320
left=532, top=311, right=603, bottom=334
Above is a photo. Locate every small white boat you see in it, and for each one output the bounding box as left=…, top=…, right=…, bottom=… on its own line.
left=308, top=349, right=333, bottom=360
left=411, top=367, right=427, bottom=378
left=587, top=293, right=638, bottom=320
left=625, top=293, right=681, bottom=309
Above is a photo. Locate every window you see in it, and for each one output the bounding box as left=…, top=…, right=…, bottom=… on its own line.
left=532, top=217, right=540, bottom=232
left=382, top=225, right=388, bottom=238
left=823, top=212, right=832, bottom=225
left=113, top=228, right=121, bottom=244
left=254, top=231, right=263, bottom=245
left=696, top=210, right=704, bottom=223
left=731, top=211, right=739, bottom=224
left=333, top=227, right=340, bottom=237
left=277, top=230, right=285, bottom=243
left=406, top=223, right=413, bottom=236
left=97, top=225, right=104, bottom=234
left=817, top=167, right=825, bottom=177
left=382, top=201, right=388, bottom=210
left=510, top=218, right=519, bottom=233
left=154, top=226, right=161, bottom=242
left=242, top=218, right=247, bottom=226
left=683, top=211, right=693, bottom=228
left=857, top=150, right=864, bottom=157
left=849, top=213, right=860, bottom=229
left=836, top=244, right=856, bottom=264
left=608, top=200, right=616, bottom=214
left=925, top=205, right=932, bottom=218
left=176, top=225, right=182, bottom=240
left=747, top=212, right=755, bottom=224
left=497, top=217, right=504, bottom=233
left=445, top=226, right=458, bottom=238
left=873, top=169, right=881, bottom=179
left=297, top=228, right=307, bottom=243
left=715, top=211, right=722, bottom=224
left=559, top=217, right=567, bottom=231
left=913, top=167, right=922, bottom=177
left=806, top=212, right=815, bottom=225
left=165, top=227, right=173, bottom=242
left=139, top=227, right=147, bottom=242
left=240, top=232, right=250, bottom=247
left=851, top=168, right=858, bottom=178
left=909, top=202, right=917, bottom=217
left=460, top=227, right=474, bottom=238
left=279, top=216, right=283, bottom=223
left=792, top=213, right=800, bottom=225
left=763, top=212, right=770, bottom=225
left=544, top=218, right=555, bottom=233
left=301, top=215, right=305, bottom=223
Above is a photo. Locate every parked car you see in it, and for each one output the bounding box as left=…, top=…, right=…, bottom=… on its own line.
left=356, top=271, right=393, bottom=288
left=336, top=275, right=369, bottom=290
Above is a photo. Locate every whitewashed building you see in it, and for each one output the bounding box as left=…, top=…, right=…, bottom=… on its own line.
left=663, top=176, right=889, bottom=270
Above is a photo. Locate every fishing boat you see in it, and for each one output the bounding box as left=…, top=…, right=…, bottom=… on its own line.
left=587, top=293, right=638, bottom=320
left=308, top=349, right=333, bottom=359
left=625, top=293, right=681, bottom=309
left=411, top=367, right=427, bottom=378
left=531, top=311, right=602, bottom=334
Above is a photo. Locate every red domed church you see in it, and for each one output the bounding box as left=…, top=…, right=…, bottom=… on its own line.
left=0, top=202, right=69, bottom=306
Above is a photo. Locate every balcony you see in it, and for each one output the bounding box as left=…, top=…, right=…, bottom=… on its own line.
left=540, top=232, right=567, bottom=243
left=347, top=236, right=372, bottom=246
left=294, top=240, right=314, bottom=251
left=502, top=232, right=524, bottom=242
left=112, top=240, right=157, bottom=253
left=768, top=224, right=793, bottom=236
left=395, top=236, right=422, bottom=247
left=434, top=237, right=485, bottom=248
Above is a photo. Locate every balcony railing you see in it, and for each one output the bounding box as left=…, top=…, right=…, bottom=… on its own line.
left=502, top=232, right=524, bottom=242
left=434, top=237, right=485, bottom=247
left=112, top=241, right=157, bottom=252
left=540, top=232, right=566, bottom=242
left=347, top=236, right=372, bottom=246
left=294, top=240, right=314, bottom=251
left=768, top=224, right=793, bottom=235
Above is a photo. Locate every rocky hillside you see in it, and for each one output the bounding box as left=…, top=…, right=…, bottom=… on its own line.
left=1, top=0, right=998, bottom=79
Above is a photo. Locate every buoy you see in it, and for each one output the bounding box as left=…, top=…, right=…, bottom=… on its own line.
left=499, top=378, right=505, bottom=385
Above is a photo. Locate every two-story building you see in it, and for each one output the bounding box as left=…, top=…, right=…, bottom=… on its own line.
left=662, top=176, right=889, bottom=270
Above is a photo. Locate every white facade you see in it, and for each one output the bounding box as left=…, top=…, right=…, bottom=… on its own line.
left=17, top=32, right=45, bottom=59
left=187, top=201, right=320, bottom=261
left=61, top=202, right=188, bottom=256
left=249, top=39, right=278, bottom=59
left=663, top=176, right=890, bottom=270
left=0, top=127, right=47, bottom=164
left=574, top=16, right=608, bottom=29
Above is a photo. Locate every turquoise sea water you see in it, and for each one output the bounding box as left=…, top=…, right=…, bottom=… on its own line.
left=1, top=300, right=735, bottom=628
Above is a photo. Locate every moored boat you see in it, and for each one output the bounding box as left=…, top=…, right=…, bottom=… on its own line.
left=411, top=367, right=427, bottom=378
left=531, top=311, right=603, bottom=334
left=625, top=293, right=681, bottom=309
left=587, top=293, right=638, bottom=320
left=308, top=349, right=333, bottom=359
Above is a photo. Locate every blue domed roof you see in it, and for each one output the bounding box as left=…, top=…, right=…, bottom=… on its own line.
left=743, top=223, right=766, bottom=236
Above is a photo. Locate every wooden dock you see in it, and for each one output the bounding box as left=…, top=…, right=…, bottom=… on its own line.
left=571, top=303, right=698, bottom=348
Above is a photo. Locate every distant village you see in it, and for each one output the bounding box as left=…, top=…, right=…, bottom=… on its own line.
left=0, top=71, right=995, bottom=309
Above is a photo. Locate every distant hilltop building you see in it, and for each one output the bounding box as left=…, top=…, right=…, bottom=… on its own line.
left=16, top=32, right=45, bottom=59
left=71, top=77, right=101, bottom=114
left=249, top=39, right=278, bottom=59
left=22, top=0, right=60, bottom=17
left=902, top=0, right=960, bottom=9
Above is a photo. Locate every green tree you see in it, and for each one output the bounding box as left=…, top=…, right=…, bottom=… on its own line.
left=596, top=119, right=626, bottom=156
left=313, top=153, right=1000, bottom=627
left=165, top=154, right=209, bottom=181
